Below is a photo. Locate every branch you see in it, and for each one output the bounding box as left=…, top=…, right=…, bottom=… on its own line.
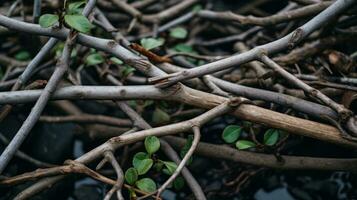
left=156, top=126, right=201, bottom=197
left=101, top=151, right=124, bottom=200
left=13, top=100, right=234, bottom=199
left=148, top=0, right=355, bottom=87
left=0, top=0, right=97, bottom=122
left=259, top=54, right=350, bottom=119
left=0, top=84, right=355, bottom=147
left=39, top=114, right=132, bottom=127
left=0, top=133, right=55, bottom=168
left=197, top=2, right=331, bottom=26
left=165, top=136, right=357, bottom=171
left=0, top=35, right=75, bottom=173
left=0, top=160, right=115, bottom=186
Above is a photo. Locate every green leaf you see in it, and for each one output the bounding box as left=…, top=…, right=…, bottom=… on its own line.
left=85, top=53, right=104, bottom=66
left=15, top=51, right=30, bottom=61
left=180, top=135, right=193, bottom=164
left=136, top=178, right=157, bottom=193
left=264, top=129, right=279, bottom=146
left=145, top=136, right=160, bottom=155
left=67, top=1, right=86, bottom=15
left=140, top=38, right=164, bottom=50
left=192, top=5, right=203, bottom=13
left=174, top=44, right=194, bottom=53
left=64, top=14, right=93, bottom=33
left=39, top=14, right=59, bottom=28
left=163, top=161, right=177, bottom=175
left=127, top=100, right=137, bottom=108
left=222, top=125, right=242, bottom=143
left=152, top=107, right=170, bottom=124
left=173, top=177, right=185, bottom=190
left=125, top=167, right=138, bottom=185
left=153, top=162, right=164, bottom=171
left=133, top=152, right=149, bottom=168
left=143, top=100, right=154, bottom=108
left=121, top=66, right=136, bottom=77
left=134, top=158, right=153, bottom=175
left=71, top=48, right=78, bottom=58
left=236, top=140, right=256, bottom=150
left=169, top=27, right=188, bottom=39
left=110, top=57, right=123, bottom=65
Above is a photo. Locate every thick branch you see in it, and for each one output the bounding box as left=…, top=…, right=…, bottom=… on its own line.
left=148, top=0, right=355, bottom=87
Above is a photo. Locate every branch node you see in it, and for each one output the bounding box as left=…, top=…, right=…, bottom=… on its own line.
left=288, top=28, right=304, bottom=49
left=229, top=97, right=254, bottom=107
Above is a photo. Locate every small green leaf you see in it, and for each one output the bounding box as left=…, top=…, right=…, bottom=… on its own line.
left=125, top=167, right=138, bottom=185
left=121, top=66, right=136, bottom=77
left=180, top=135, right=193, bottom=164
left=67, top=1, right=86, bottom=15
left=264, top=129, right=279, bottom=146
left=15, top=51, right=30, bottom=61
left=71, top=48, right=78, bottom=58
left=85, top=53, right=104, bottom=66
left=173, top=177, right=185, bottom=190
left=222, top=125, right=242, bottom=143
left=64, top=14, right=93, bottom=33
left=145, top=136, right=160, bottom=155
left=133, top=152, right=149, bottom=168
left=136, top=178, right=157, bottom=193
left=110, top=57, right=123, bottom=65
left=152, top=107, right=170, bottom=124
left=192, top=5, right=203, bottom=12
left=198, top=60, right=206, bottom=65
left=134, top=158, right=153, bottom=175
left=143, top=100, right=154, bottom=108
left=236, top=140, right=256, bottom=150
left=169, top=27, right=188, bottom=39
left=153, top=162, right=164, bottom=171
left=140, top=38, right=164, bottom=50
left=163, top=161, right=177, bottom=175
left=174, top=44, right=194, bottom=53
left=39, top=14, right=59, bottom=28
left=128, top=100, right=137, bottom=108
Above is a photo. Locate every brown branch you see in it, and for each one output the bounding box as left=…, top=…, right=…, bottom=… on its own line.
left=165, top=136, right=357, bottom=171
left=39, top=114, right=132, bottom=127
left=197, top=2, right=331, bottom=26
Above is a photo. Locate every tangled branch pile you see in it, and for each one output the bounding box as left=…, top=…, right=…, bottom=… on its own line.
left=0, top=0, right=357, bottom=199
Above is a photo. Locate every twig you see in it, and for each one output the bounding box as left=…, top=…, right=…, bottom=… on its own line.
left=259, top=54, right=351, bottom=119
left=197, top=2, right=331, bottom=26
left=102, top=151, right=124, bottom=200
left=105, top=74, right=206, bottom=199
left=0, top=133, right=55, bottom=168
left=0, top=35, right=76, bottom=173
left=0, top=84, right=355, bottom=147
left=148, top=0, right=355, bottom=87
left=156, top=126, right=201, bottom=197
left=39, top=114, right=132, bottom=127
left=0, top=160, right=115, bottom=186
left=0, top=0, right=97, bottom=122
left=13, top=100, right=234, bottom=199
left=165, top=136, right=357, bottom=171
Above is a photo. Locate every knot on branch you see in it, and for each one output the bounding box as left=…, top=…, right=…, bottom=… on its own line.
left=148, top=73, right=177, bottom=88
left=107, top=40, right=118, bottom=49
left=125, top=58, right=152, bottom=73
left=229, top=97, right=254, bottom=107
left=288, top=28, right=304, bottom=49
